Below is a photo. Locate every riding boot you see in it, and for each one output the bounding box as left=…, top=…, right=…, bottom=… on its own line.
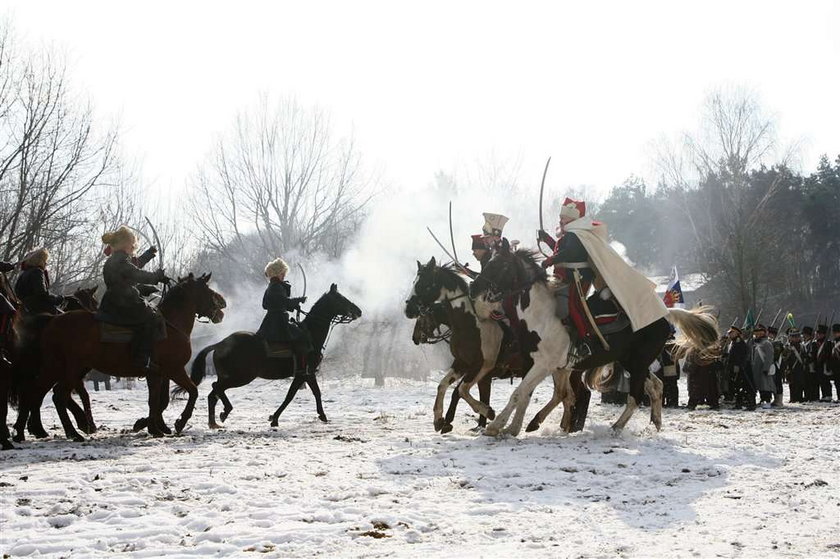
left=131, top=321, right=158, bottom=372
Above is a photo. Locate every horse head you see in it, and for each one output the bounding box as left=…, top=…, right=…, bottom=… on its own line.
left=405, top=257, right=468, bottom=319
left=469, top=239, right=544, bottom=302
left=73, top=285, right=99, bottom=311
left=320, top=283, right=362, bottom=323
left=176, top=273, right=227, bottom=323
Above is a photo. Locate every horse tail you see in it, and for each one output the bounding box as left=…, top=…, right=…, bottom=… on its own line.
left=584, top=365, right=613, bottom=392
left=667, top=306, right=720, bottom=360
left=172, top=343, right=219, bottom=397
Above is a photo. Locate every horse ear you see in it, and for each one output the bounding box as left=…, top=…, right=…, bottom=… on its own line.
left=500, top=238, right=511, bottom=254
left=427, top=256, right=436, bottom=268
left=188, top=273, right=195, bottom=281
left=330, top=283, right=337, bottom=292
left=202, top=273, right=212, bottom=283
left=417, top=260, right=422, bottom=271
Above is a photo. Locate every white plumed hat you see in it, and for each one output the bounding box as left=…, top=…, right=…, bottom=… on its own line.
left=482, top=213, right=509, bottom=236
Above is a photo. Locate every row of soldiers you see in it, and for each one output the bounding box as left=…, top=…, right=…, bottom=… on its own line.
left=719, top=323, right=840, bottom=409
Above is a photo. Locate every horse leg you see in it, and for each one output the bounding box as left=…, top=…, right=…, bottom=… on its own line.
left=208, top=383, right=222, bottom=429
left=157, top=379, right=172, bottom=434
left=270, top=376, right=307, bottom=427
left=475, top=375, right=492, bottom=429
left=646, top=373, right=664, bottom=431
left=146, top=376, right=165, bottom=437
left=65, top=395, right=90, bottom=434
left=612, top=359, right=648, bottom=432
left=441, top=379, right=463, bottom=434
left=0, top=366, right=12, bottom=450
left=457, top=364, right=498, bottom=422
left=485, top=364, right=551, bottom=437
left=433, top=367, right=460, bottom=432
left=25, top=390, right=50, bottom=439
left=509, top=367, right=570, bottom=436
left=569, top=370, right=592, bottom=433
left=306, top=376, right=328, bottom=422
left=526, top=368, right=572, bottom=433
left=169, top=370, right=198, bottom=434
left=52, top=381, right=84, bottom=442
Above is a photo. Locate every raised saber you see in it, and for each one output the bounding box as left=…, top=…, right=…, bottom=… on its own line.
left=448, top=201, right=460, bottom=266
left=426, top=227, right=468, bottom=274
left=537, top=157, right=552, bottom=258
left=297, top=263, right=307, bottom=299
left=144, top=216, right=165, bottom=271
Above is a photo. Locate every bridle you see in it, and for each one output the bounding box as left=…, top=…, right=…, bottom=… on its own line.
left=477, top=255, right=538, bottom=303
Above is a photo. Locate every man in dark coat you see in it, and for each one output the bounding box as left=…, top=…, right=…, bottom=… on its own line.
left=768, top=326, right=785, bottom=407
left=14, top=248, right=63, bottom=315
left=655, top=336, right=681, bottom=408
left=808, top=325, right=829, bottom=401
left=98, top=226, right=167, bottom=371
left=780, top=328, right=806, bottom=403
left=257, top=257, right=312, bottom=374
left=685, top=350, right=720, bottom=410
left=725, top=326, right=755, bottom=410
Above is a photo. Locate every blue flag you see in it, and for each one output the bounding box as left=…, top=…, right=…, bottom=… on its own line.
left=663, top=266, right=684, bottom=308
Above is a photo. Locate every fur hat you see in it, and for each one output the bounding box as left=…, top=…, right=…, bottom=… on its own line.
left=817, top=324, right=828, bottom=335
left=767, top=326, right=778, bottom=335
left=481, top=213, right=509, bottom=237
left=22, top=247, right=49, bottom=268
left=788, top=328, right=801, bottom=337
left=728, top=325, right=743, bottom=336
left=264, top=257, right=289, bottom=279
left=802, top=326, right=814, bottom=335
left=560, top=197, right=586, bottom=220
left=753, top=323, right=767, bottom=333
left=101, top=225, right=137, bottom=250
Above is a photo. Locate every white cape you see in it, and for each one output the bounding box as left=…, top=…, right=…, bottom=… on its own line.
left=565, top=217, right=669, bottom=332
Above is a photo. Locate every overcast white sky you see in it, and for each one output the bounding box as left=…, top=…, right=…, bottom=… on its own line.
left=5, top=0, right=839, bottom=199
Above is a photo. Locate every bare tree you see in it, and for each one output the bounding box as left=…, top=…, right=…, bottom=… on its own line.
left=655, top=88, right=789, bottom=314
left=189, top=96, right=372, bottom=283
left=0, top=24, right=125, bottom=290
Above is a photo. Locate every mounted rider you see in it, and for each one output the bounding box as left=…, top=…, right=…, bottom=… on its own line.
left=14, top=248, right=64, bottom=315
left=256, top=258, right=313, bottom=375
left=467, top=213, right=509, bottom=278
left=97, top=226, right=168, bottom=372
left=537, top=197, right=669, bottom=351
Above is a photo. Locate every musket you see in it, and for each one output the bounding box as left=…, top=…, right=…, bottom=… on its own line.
left=730, top=317, right=739, bottom=328
left=768, top=308, right=783, bottom=331
left=754, top=307, right=765, bottom=327
left=537, top=157, right=552, bottom=258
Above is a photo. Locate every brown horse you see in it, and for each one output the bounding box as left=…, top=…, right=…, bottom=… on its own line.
left=20, top=286, right=103, bottom=440
left=0, top=271, right=20, bottom=450
left=14, top=273, right=225, bottom=442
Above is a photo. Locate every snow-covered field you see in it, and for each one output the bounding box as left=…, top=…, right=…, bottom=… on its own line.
left=2, top=376, right=839, bottom=558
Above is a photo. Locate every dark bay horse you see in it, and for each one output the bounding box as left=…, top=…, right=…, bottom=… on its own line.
left=406, top=259, right=534, bottom=433
left=19, top=286, right=103, bottom=440
left=0, top=271, right=19, bottom=450
left=187, top=283, right=361, bottom=428
left=14, top=273, right=226, bottom=442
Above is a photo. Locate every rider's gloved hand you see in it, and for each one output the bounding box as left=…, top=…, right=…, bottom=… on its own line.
left=297, top=296, right=307, bottom=305
left=148, top=246, right=158, bottom=257
left=541, top=257, right=554, bottom=269
left=537, top=229, right=553, bottom=244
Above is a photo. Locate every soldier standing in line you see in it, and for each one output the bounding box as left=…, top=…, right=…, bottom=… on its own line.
left=808, top=325, right=829, bottom=401
left=827, top=324, right=840, bottom=403
left=724, top=326, right=754, bottom=410
left=780, top=329, right=806, bottom=403
left=751, top=324, right=777, bottom=408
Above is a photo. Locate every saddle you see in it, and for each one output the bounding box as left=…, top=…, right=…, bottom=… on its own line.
left=264, top=341, right=294, bottom=359
left=98, top=320, right=168, bottom=344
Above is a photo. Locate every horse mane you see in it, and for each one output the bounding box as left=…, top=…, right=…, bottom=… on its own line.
left=307, top=290, right=333, bottom=317
left=513, top=248, right=547, bottom=282
left=437, top=263, right=469, bottom=293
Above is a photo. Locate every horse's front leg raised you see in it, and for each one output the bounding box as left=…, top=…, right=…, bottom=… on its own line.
left=169, top=369, right=198, bottom=434
left=305, top=375, right=328, bottom=423
left=433, top=367, right=459, bottom=432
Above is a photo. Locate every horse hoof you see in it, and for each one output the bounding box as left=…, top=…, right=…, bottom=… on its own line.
left=484, top=426, right=500, bottom=437
left=503, top=426, right=521, bottom=437
left=486, top=408, right=496, bottom=421
left=1, top=441, right=14, bottom=450
left=12, top=433, right=24, bottom=443
left=525, top=420, right=540, bottom=433
left=71, top=434, right=85, bottom=443
left=174, top=419, right=186, bottom=434
left=433, top=418, right=445, bottom=432
left=219, top=412, right=229, bottom=422
left=133, top=418, right=149, bottom=432
left=161, top=424, right=173, bottom=435
left=149, top=430, right=165, bottom=438
left=209, top=422, right=223, bottom=429
left=440, top=423, right=453, bottom=434
left=318, top=414, right=328, bottom=423
left=269, top=416, right=279, bottom=428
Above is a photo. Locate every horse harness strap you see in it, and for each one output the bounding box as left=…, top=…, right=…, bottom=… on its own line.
left=572, top=269, right=610, bottom=351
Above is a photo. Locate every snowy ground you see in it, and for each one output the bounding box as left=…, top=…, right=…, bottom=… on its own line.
left=1, top=375, right=839, bottom=558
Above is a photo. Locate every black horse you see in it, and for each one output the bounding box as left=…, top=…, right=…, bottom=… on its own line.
left=187, top=283, right=361, bottom=428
